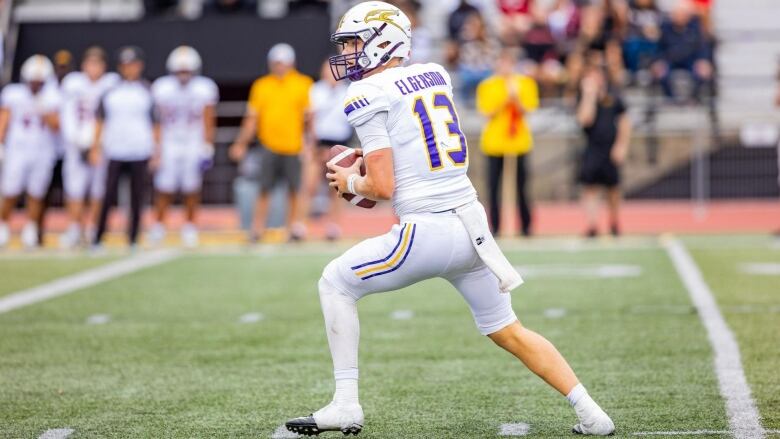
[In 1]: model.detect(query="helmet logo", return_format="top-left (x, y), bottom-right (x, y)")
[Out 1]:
top-left (364, 8), bottom-right (406, 33)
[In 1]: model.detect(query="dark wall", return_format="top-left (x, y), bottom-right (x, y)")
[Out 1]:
top-left (14, 15), bottom-right (333, 84)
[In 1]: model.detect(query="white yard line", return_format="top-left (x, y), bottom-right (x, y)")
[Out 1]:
top-left (38, 429), bottom-right (74, 439)
top-left (498, 423), bottom-right (530, 436)
top-left (664, 237), bottom-right (765, 439)
top-left (633, 431), bottom-right (780, 437)
top-left (0, 249), bottom-right (180, 314)
top-left (270, 425), bottom-right (300, 438)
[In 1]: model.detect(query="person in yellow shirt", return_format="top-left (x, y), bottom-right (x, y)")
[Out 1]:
top-left (476, 48), bottom-right (539, 236)
top-left (230, 43), bottom-right (313, 241)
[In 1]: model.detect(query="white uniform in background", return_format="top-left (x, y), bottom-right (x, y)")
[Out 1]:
top-left (0, 83), bottom-right (60, 199)
top-left (310, 80), bottom-right (352, 143)
top-left (60, 71), bottom-right (119, 202)
top-left (151, 75), bottom-right (218, 194)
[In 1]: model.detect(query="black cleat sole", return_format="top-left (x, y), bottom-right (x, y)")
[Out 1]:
top-left (285, 416), bottom-right (362, 437)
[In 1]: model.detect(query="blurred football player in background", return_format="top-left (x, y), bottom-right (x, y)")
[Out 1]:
top-left (149, 46), bottom-right (218, 248)
top-left (230, 43), bottom-right (313, 242)
top-left (0, 55), bottom-right (60, 248)
top-left (58, 46), bottom-right (119, 248)
top-left (297, 58), bottom-right (352, 241)
top-left (285, 2), bottom-right (614, 437)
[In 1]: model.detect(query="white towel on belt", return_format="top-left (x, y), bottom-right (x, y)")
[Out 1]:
top-left (455, 200), bottom-right (523, 293)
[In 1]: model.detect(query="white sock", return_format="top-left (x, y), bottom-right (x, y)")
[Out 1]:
top-left (319, 277), bottom-right (360, 405)
top-left (566, 383), bottom-right (588, 407)
top-left (334, 378), bottom-right (359, 405)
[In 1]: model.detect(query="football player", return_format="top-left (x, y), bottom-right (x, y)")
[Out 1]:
top-left (0, 55), bottom-right (60, 248)
top-left (149, 46), bottom-right (218, 247)
top-left (285, 2), bottom-right (615, 436)
top-left (59, 47), bottom-right (119, 248)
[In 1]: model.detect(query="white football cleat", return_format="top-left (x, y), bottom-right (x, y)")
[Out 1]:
top-left (148, 223), bottom-right (166, 246)
top-left (286, 401), bottom-right (364, 436)
top-left (572, 397), bottom-right (615, 436)
top-left (21, 222), bottom-right (39, 249)
top-left (180, 223), bottom-right (199, 248)
top-left (0, 222), bottom-right (9, 247)
top-left (59, 223), bottom-right (81, 249)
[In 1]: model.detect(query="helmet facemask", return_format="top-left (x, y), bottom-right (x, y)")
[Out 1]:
top-left (329, 23), bottom-right (404, 82)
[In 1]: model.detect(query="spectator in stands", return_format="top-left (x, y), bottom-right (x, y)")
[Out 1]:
top-left (447, 0), bottom-right (480, 45)
top-left (497, 0), bottom-right (534, 45)
top-left (203, 0), bottom-right (256, 14)
top-left (575, 57), bottom-right (631, 237)
top-left (91, 46), bottom-right (160, 249)
top-left (229, 43), bottom-right (313, 242)
top-left (298, 59), bottom-right (352, 241)
top-left (651, 0), bottom-right (713, 102)
top-left (623, 0), bottom-right (662, 75)
top-left (0, 55), bottom-right (60, 249)
top-left (476, 48), bottom-right (539, 236)
top-left (456, 12), bottom-right (501, 100)
top-left (579, 0), bottom-right (628, 85)
top-left (521, 3), bottom-right (567, 97)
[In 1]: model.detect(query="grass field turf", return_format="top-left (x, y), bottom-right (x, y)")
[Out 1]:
top-left (0, 256), bottom-right (116, 298)
top-left (0, 237), bottom-right (776, 438)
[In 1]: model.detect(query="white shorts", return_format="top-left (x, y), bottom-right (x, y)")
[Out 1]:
top-left (154, 146), bottom-right (203, 194)
top-left (63, 147), bottom-right (106, 201)
top-left (1, 148), bottom-right (53, 198)
top-left (323, 209), bottom-right (518, 335)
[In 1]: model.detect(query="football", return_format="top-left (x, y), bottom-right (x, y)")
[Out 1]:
top-left (326, 145), bottom-right (377, 209)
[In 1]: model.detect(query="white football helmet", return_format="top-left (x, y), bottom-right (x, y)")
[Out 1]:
top-left (20, 55), bottom-right (54, 83)
top-left (166, 46), bottom-right (202, 73)
top-left (330, 1), bottom-right (411, 81)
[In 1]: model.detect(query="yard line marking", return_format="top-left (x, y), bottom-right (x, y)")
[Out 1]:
top-left (38, 429), bottom-right (74, 439)
top-left (739, 263), bottom-right (780, 276)
top-left (543, 308), bottom-right (567, 319)
top-left (239, 312), bottom-right (264, 323)
top-left (86, 314), bottom-right (111, 325)
top-left (270, 424), bottom-right (300, 438)
top-left (499, 422), bottom-right (530, 436)
top-left (664, 237), bottom-right (765, 439)
top-left (0, 249), bottom-right (180, 314)
top-left (390, 309), bottom-right (414, 320)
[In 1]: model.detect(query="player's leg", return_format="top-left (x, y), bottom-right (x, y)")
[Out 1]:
top-left (62, 150), bottom-right (88, 248)
top-left (253, 149), bottom-right (276, 241)
top-left (24, 156), bottom-right (54, 248)
top-left (0, 153), bottom-right (24, 246)
top-left (293, 148), bottom-right (320, 239)
top-left (287, 220), bottom-right (446, 436)
top-left (605, 163), bottom-right (621, 236)
top-left (86, 159), bottom-right (107, 243)
top-left (180, 153), bottom-right (203, 248)
top-left (150, 151), bottom-right (177, 246)
top-left (446, 262), bottom-right (614, 435)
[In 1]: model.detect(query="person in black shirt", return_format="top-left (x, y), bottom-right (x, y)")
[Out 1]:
top-left (575, 59), bottom-right (631, 237)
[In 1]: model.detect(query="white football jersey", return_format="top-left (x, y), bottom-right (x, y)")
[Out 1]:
top-left (60, 71), bottom-right (120, 149)
top-left (152, 75), bottom-right (218, 148)
top-left (0, 82), bottom-right (60, 154)
top-left (344, 62), bottom-right (476, 216)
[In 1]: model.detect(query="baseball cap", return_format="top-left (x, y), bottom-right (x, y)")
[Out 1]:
top-left (268, 43), bottom-right (295, 65)
top-left (117, 46), bottom-right (145, 64)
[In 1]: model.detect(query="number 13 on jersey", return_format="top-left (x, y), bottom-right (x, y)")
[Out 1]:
top-left (412, 92), bottom-right (468, 171)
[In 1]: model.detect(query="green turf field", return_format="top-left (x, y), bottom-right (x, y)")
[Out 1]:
top-left (0, 237), bottom-right (777, 438)
top-left (0, 256), bottom-right (116, 297)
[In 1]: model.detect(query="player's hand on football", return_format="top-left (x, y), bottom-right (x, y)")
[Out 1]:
top-left (229, 142), bottom-right (248, 162)
top-left (353, 148), bottom-right (363, 157)
top-left (326, 157), bottom-right (363, 195)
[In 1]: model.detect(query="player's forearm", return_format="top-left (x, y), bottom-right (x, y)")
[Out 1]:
top-left (91, 120), bottom-right (103, 151)
top-left (153, 124), bottom-right (162, 155)
top-left (352, 173), bottom-right (394, 201)
top-left (613, 114), bottom-right (632, 153)
top-left (235, 114), bottom-right (256, 145)
top-left (0, 109), bottom-right (10, 143)
top-left (576, 95), bottom-right (598, 127)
